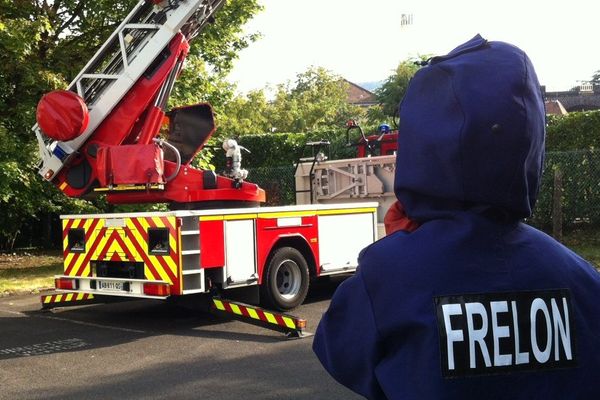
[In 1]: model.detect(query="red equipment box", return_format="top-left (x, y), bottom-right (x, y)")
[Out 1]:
top-left (97, 144), bottom-right (165, 187)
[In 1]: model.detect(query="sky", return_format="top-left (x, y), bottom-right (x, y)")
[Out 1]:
top-left (227, 0), bottom-right (600, 93)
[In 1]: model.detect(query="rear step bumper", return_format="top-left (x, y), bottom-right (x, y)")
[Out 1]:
top-left (53, 275), bottom-right (171, 299)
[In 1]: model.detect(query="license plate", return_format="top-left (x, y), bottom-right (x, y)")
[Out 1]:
top-left (98, 281), bottom-right (125, 292)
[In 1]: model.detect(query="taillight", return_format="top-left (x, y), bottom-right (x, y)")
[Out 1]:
top-left (143, 283), bottom-right (170, 297)
top-left (55, 278), bottom-right (78, 290)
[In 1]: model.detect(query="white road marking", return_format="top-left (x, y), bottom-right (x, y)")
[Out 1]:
top-left (0, 338), bottom-right (88, 357)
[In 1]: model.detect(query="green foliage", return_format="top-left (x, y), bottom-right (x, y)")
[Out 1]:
top-left (170, 0), bottom-right (262, 111)
top-left (218, 67), bottom-right (365, 136)
top-left (210, 128), bottom-right (359, 206)
top-left (0, 0), bottom-right (262, 249)
top-left (218, 89), bottom-right (273, 136)
top-left (372, 59), bottom-right (420, 121)
top-left (546, 111), bottom-right (600, 151)
top-left (213, 128), bottom-right (356, 171)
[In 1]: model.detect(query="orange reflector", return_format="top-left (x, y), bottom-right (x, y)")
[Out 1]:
top-left (143, 283), bottom-right (170, 297)
top-left (55, 278), bottom-right (77, 290)
top-left (296, 319), bottom-right (307, 330)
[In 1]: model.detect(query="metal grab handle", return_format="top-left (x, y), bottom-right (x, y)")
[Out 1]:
top-left (153, 138), bottom-right (181, 182)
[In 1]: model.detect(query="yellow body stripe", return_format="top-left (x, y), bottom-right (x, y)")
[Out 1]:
top-left (151, 216), bottom-right (165, 228)
top-left (230, 304), bottom-right (242, 315)
top-left (126, 220), bottom-right (146, 251)
top-left (92, 228), bottom-right (111, 260)
top-left (163, 256), bottom-right (178, 277)
top-left (66, 217), bottom-right (96, 275)
top-left (44, 296), bottom-right (52, 304)
top-left (214, 300), bottom-right (225, 311)
top-left (265, 313), bottom-right (277, 324)
top-left (80, 265), bottom-right (91, 277)
top-left (282, 317), bottom-right (296, 329)
top-left (65, 293), bottom-right (74, 302)
top-left (138, 218), bottom-right (151, 231)
top-left (224, 214), bottom-right (257, 221)
top-left (123, 225), bottom-right (169, 282)
top-left (105, 239), bottom-right (124, 257)
top-left (199, 216), bottom-right (224, 222)
top-left (64, 253), bottom-right (74, 269)
top-left (199, 207), bottom-right (376, 223)
top-left (316, 207), bottom-right (377, 216)
top-left (247, 308), bottom-right (259, 320)
top-left (258, 211), bottom-right (316, 219)
top-left (147, 255), bottom-right (172, 283)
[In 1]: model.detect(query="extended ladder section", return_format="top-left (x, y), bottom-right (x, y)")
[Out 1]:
top-left (295, 154), bottom-right (397, 239)
top-left (35, 0), bottom-right (225, 181)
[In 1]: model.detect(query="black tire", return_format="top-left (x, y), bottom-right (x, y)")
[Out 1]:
top-left (260, 247), bottom-right (310, 311)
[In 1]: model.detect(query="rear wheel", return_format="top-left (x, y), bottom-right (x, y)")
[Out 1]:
top-left (260, 247), bottom-right (309, 311)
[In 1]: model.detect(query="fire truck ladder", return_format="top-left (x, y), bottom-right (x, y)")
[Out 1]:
top-left (35, 0), bottom-right (225, 181)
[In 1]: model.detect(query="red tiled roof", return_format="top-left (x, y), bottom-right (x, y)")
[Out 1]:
top-left (344, 80), bottom-right (377, 105)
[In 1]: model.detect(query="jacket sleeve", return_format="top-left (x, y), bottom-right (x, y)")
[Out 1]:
top-left (312, 267), bottom-right (385, 399)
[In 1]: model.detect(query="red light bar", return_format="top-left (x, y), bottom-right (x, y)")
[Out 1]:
top-left (55, 278), bottom-right (77, 290)
top-left (143, 283), bottom-right (171, 297)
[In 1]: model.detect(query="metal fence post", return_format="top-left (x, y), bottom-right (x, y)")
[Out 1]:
top-left (552, 167), bottom-right (563, 241)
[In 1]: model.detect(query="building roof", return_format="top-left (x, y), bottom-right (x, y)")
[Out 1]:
top-left (344, 80), bottom-right (377, 106)
top-left (545, 99), bottom-right (568, 115)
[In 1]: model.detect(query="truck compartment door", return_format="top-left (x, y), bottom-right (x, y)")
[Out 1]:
top-left (318, 212), bottom-right (375, 272)
top-left (224, 219), bottom-right (257, 286)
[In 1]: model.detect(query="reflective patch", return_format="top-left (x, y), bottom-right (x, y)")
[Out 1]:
top-left (434, 289), bottom-right (577, 378)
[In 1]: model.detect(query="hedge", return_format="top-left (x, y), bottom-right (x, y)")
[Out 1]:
top-left (212, 127), bottom-right (359, 171)
top-left (546, 110), bottom-right (600, 151)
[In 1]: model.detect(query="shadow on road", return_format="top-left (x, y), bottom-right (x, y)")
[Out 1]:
top-left (0, 275), bottom-right (348, 361)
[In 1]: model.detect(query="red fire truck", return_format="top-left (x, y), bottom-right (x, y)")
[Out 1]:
top-left (35, 0), bottom-right (378, 313)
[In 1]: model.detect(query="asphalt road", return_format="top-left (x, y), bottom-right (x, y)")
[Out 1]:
top-left (0, 277), bottom-right (362, 400)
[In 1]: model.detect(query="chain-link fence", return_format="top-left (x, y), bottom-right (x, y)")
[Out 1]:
top-left (247, 165), bottom-right (297, 206)
top-left (530, 150), bottom-right (600, 230)
top-left (249, 150), bottom-right (600, 232)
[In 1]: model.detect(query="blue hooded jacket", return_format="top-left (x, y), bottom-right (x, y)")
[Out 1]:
top-left (313, 35), bottom-right (600, 399)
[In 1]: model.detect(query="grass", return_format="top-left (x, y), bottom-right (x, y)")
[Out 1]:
top-left (560, 226), bottom-right (600, 269)
top-left (0, 251), bottom-right (63, 296)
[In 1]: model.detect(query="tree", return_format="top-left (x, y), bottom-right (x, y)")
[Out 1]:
top-left (592, 70), bottom-right (600, 86)
top-left (218, 89), bottom-right (273, 135)
top-left (371, 59), bottom-right (421, 122)
top-left (218, 67), bottom-right (364, 136)
top-left (272, 67), bottom-right (363, 132)
top-left (0, 0), bottom-right (262, 249)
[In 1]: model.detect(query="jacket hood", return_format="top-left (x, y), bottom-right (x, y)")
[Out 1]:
top-left (394, 34), bottom-right (545, 222)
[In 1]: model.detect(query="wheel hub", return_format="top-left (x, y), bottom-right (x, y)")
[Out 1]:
top-left (276, 260), bottom-right (302, 300)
